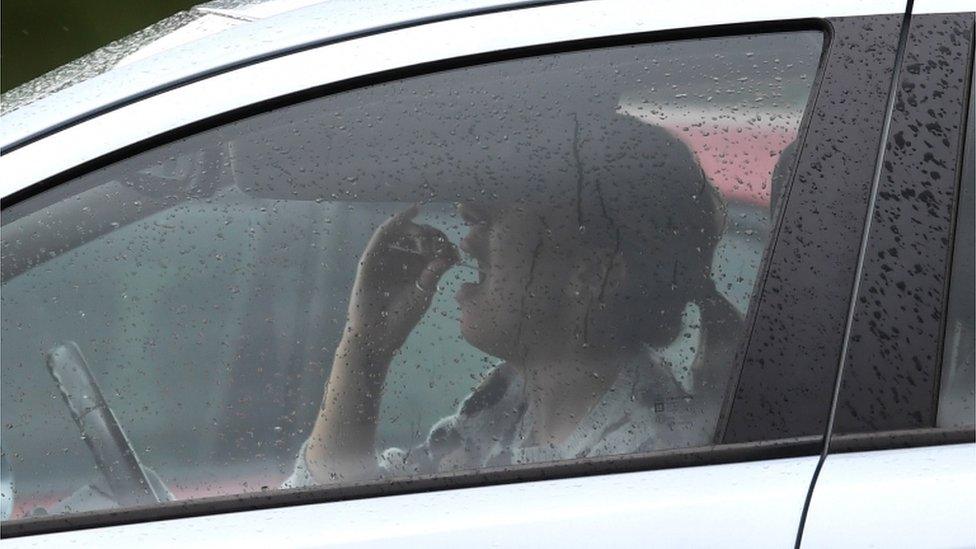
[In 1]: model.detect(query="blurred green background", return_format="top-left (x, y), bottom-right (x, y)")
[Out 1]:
top-left (1, 0), bottom-right (198, 93)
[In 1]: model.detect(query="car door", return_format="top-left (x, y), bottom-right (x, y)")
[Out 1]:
top-left (801, 11), bottom-right (976, 547)
top-left (1, 3), bottom-right (913, 547)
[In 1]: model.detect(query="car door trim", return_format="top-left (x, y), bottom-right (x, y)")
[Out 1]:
top-left (2, 428), bottom-right (970, 538)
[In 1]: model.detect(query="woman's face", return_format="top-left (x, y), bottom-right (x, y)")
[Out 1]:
top-left (454, 202), bottom-right (582, 360)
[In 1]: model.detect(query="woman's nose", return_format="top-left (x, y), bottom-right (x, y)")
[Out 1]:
top-left (459, 223), bottom-right (490, 259)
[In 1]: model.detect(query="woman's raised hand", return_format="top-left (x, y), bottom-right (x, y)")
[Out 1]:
top-left (344, 204), bottom-right (459, 358)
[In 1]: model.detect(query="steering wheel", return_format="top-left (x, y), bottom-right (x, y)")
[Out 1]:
top-left (46, 342), bottom-right (162, 507)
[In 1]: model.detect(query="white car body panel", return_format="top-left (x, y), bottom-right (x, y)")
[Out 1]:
top-left (111, 14), bottom-right (244, 68)
top-left (7, 0), bottom-right (971, 159)
top-left (2, 456), bottom-right (819, 548)
top-left (802, 444), bottom-right (976, 548)
top-left (0, 0), bottom-right (523, 147)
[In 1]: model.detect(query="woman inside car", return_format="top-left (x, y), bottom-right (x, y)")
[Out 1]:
top-left (285, 113), bottom-right (742, 486)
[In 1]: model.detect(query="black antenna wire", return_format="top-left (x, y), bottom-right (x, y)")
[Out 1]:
top-left (793, 1), bottom-right (915, 547)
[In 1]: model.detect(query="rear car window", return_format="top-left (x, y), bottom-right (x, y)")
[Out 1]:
top-left (938, 74), bottom-right (975, 428)
top-left (1, 31), bottom-right (823, 520)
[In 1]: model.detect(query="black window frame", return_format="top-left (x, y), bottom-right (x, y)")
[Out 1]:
top-left (6, 14), bottom-right (966, 539)
top-left (828, 12), bottom-right (976, 436)
top-left (721, 14), bottom-right (914, 443)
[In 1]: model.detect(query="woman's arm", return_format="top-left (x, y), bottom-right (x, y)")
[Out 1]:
top-left (303, 205), bottom-right (458, 483)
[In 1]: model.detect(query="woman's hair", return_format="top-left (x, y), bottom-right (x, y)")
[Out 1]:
top-left (552, 113), bottom-right (732, 348)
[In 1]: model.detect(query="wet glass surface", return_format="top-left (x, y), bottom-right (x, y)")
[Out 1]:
top-left (835, 14), bottom-right (974, 433)
top-left (1, 32), bottom-right (822, 519)
top-left (938, 51), bottom-right (974, 429)
top-left (723, 15), bottom-right (907, 442)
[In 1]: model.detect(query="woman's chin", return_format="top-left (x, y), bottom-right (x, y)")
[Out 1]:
top-left (459, 311), bottom-right (518, 360)
top-left (455, 281), bottom-right (481, 304)
top-left (457, 306), bottom-right (478, 340)
top-left (458, 308), bottom-right (493, 354)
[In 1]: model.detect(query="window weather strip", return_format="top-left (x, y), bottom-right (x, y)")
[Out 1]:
top-left (793, 1), bottom-right (916, 548)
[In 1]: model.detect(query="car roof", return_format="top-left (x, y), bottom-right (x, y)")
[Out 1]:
top-left (0, 0), bottom-right (554, 151)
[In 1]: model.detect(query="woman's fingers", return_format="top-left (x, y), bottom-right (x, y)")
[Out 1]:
top-left (412, 223), bottom-right (457, 256)
top-left (394, 225), bottom-right (459, 316)
top-left (400, 255), bottom-right (457, 318)
top-left (379, 203), bottom-right (421, 240)
top-left (411, 227), bottom-right (459, 303)
top-left (416, 256), bottom-right (457, 293)
top-left (364, 204), bottom-right (420, 250)
top-left (385, 221), bottom-right (457, 263)
top-left (392, 224), bottom-right (458, 294)
top-left (361, 206), bottom-right (459, 297)
top-left (388, 203), bottom-right (420, 228)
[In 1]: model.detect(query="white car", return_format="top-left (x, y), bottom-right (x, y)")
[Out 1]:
top-left (1, 1), bottom-right (973, 546)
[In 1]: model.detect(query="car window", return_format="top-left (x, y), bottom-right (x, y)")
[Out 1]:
top-left (1, 31), bottom-right (822, 521)
top-left (938, 70), bottom-right (974, 428)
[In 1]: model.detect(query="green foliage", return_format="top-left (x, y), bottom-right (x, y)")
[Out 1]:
top-left (1, 0), bottom-right (198, 92)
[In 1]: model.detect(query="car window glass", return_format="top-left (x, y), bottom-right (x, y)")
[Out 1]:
top-left (938, 76), bottom-right (974, 428)
top-left (1, 31), bottom-right (822, 520)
